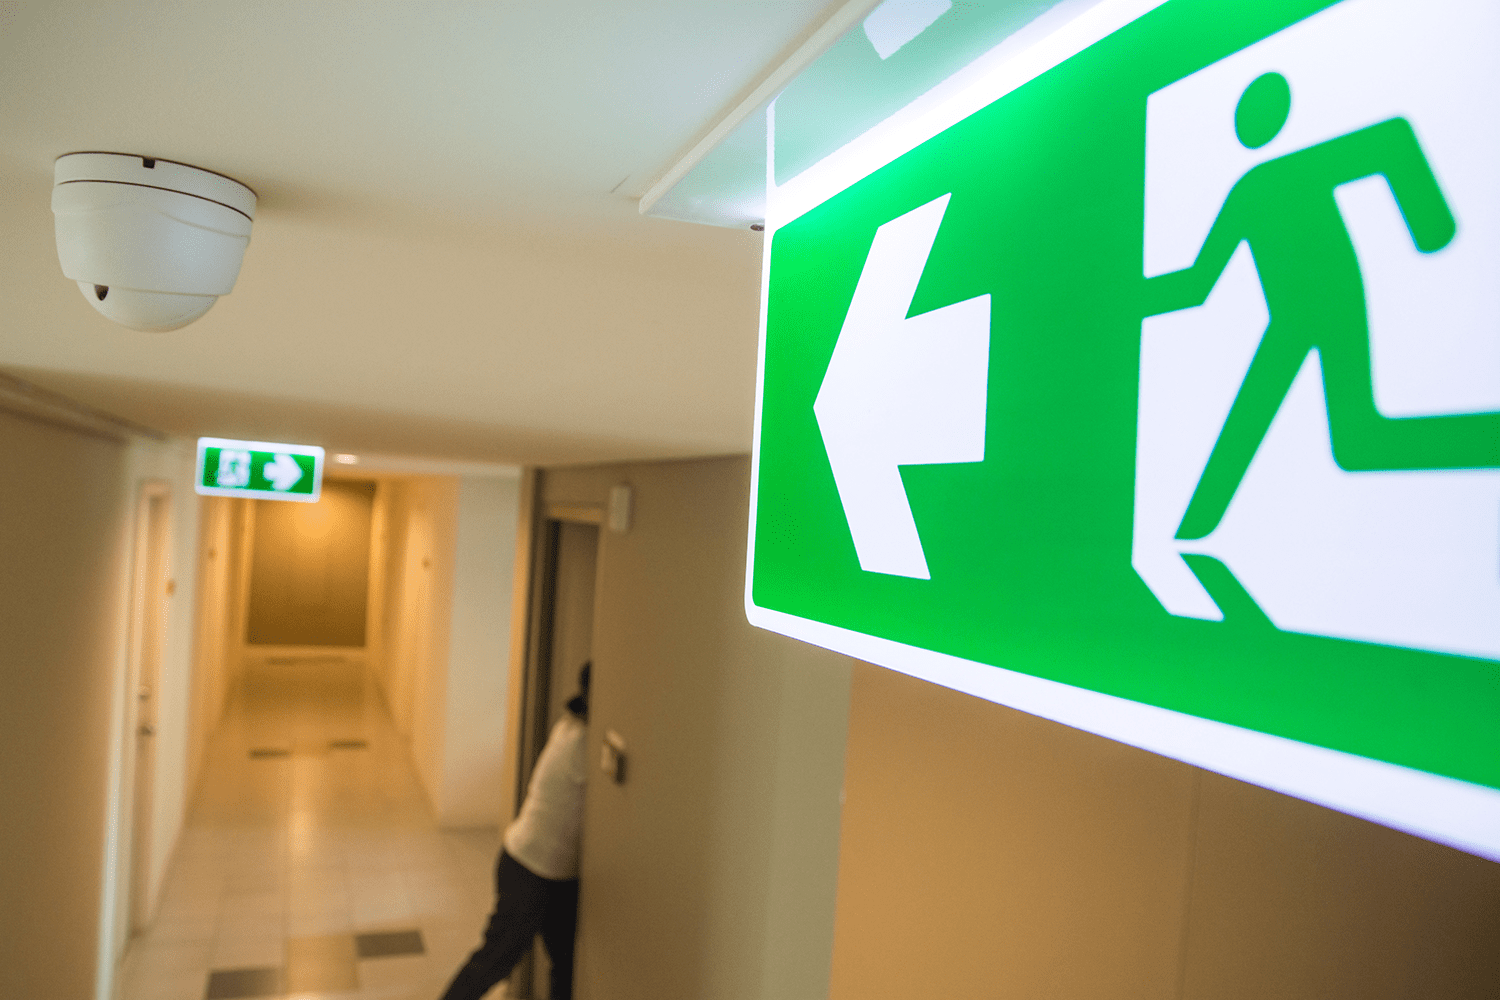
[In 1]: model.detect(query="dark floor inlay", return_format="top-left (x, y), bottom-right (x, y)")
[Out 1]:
top-left (248, 748), bottom-right (290, 759)
top-left (355, 928), bottom-right (425, 958)
top-left (204, 965), bottom-right (284, 999)
top-left (328, 739), bottom-right (369, 750)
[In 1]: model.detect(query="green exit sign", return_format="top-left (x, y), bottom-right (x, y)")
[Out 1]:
top-left (195, 437), bottom-right (324, 502)
top-left (748, 0), bottom-right (1500, 859)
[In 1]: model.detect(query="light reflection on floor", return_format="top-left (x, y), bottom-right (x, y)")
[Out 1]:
top-left (118, 656), bottom-right (502, 1000)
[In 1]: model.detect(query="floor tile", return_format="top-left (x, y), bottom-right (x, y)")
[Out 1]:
top-left (354, 928), bottom-right (425, 958)
top-left (286, 933), bottom-right (360, 992)
top-left (220, 888), bottom-right (286, 918)
top-left (288, 907), bottom-right (355, 938)
top-left (420, 922), bottom-right (480, 970)
top-left (149, 917), bottom-right (219, 947)
top-left (210, 930), bottom-right (285, 969)
top-left (204, 965), bottom-right (284, 999)
top-left (128, 937), bottom-right (214, 975)
top-left (355, 952), bottom-right (433, 990)
top-left (119, 965), bottom-right (206, 1000)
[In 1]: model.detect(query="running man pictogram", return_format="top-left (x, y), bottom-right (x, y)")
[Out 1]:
top-left (1145, 71), bottom-right (1500, 542)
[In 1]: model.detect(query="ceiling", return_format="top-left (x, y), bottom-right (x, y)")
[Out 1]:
top-left (0, 0), bottom-right (847, 466)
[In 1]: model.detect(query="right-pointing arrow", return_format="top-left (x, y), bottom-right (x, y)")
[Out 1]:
top-left (814, 193), bottom-right (991, 579)
top-left (264, 453), bottom-right (304, 492)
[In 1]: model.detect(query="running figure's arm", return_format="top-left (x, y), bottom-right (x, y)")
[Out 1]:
top-left (1348, 117), bottom-right (1457, 254)
top-left (1142, 191), bottom-right (1246, 316)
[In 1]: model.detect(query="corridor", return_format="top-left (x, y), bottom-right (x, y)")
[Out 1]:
top-left (118, 654), bottom-right (502, 1000)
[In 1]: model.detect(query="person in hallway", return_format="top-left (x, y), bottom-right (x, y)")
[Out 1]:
top-left (440, 663), bottom-right (590, 1000)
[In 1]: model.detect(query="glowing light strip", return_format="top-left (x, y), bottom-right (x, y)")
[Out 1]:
top-left (767, 0), bottom-right (1168, 232)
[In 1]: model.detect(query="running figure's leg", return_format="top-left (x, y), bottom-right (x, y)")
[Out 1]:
top-left (1177, 325), bottom-right (1310, 540)
top-left (1319, 317), bottom-right (1500, 470)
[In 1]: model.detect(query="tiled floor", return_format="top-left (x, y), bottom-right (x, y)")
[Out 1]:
top-left (117, 656), bottom-right (504, 1000)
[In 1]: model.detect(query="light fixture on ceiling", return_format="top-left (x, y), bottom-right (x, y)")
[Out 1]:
top-left (334, 454), bottom-right (359, 465)
top-left (863, 0), bottom-right (953, 60)
top-left (52, 152), bottom-right (257, 332)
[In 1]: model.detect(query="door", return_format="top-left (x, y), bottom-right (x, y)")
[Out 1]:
top-left (127, 485), bottom-right (172, 934)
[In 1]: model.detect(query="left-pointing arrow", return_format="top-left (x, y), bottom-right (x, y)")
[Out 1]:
top-left (814, 193), bottom-right (990, 579)
top-left (264, 453), bottom-right (303, 491)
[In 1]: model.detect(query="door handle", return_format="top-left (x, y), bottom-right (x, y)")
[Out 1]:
top-left (138, 724), bottom-right (155, 737)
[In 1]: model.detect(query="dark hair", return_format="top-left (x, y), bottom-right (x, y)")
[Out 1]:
top-left (566, 661), bottom-right (591, 720)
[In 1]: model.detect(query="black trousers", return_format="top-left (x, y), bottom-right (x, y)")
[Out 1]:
top-left (440, 850), bottom-right (580, 1000)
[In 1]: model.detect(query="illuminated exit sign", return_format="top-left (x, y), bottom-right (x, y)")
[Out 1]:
top-left (195, 437), bottom-right (324, 502)
top-left (747, 0), bottom-right (1500, 859)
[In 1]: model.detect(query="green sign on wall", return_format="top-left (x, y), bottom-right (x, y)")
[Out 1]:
top-left (747, 0), bottom-right (1500, 858)
top-left (195, 437), bottom-right (324, 502)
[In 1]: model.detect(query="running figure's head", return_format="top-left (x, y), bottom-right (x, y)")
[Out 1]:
top-left (1235, 72), bottom-right (1291, 149)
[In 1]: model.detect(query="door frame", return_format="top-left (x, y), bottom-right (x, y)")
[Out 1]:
top-left (515, 502), bottom-right (603, 811)
top-left (121, 480), bottom-right (173, 937)
top-left (510, 500), bottom-right (603, 998)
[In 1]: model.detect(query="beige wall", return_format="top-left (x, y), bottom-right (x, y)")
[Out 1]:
top-left (540, 456), bottom-right (853, 1000)
top-left (829, 663), bottom-right (1500, 1000)
top-left (0, 409), bottom-right (128, 1000)
top-left (245, 479), bottom-right (375, 647)
top-left (439, 474), bottom-right (521, 826)
top-left (373, 475), bottom-right (459, 798)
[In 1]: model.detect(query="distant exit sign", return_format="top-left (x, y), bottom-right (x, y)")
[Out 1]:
top-left (195, 437), bottom-right (323, 502)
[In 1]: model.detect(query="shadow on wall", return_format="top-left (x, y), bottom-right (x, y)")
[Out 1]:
top-left (830, 664), bottom-right (1500, 1000)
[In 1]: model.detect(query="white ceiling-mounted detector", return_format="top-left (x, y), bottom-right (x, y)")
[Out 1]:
top-left (52, 153), bottom-right (256, 332)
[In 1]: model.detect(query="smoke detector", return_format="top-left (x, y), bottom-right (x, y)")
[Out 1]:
top-left (52, 152), bottom-right (256, 332)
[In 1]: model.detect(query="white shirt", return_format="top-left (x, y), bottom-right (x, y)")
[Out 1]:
top-left (503, 713), bottom-right (587, 880)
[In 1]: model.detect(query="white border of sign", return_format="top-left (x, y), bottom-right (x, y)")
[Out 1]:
top-left (745, 0), bottom-right (1500, 862)
top-left (194, 436), bottom-right (326, 503)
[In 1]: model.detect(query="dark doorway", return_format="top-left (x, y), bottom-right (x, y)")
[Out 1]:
top-left (515, 514), bottom-right (600, 998)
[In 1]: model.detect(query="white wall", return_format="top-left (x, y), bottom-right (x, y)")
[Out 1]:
top-left (373, 475), bottom-right (455, 782)
top-left (374, 472), bottom-right (521, 827)
top-left (438, 475), bottom-right (521, 826)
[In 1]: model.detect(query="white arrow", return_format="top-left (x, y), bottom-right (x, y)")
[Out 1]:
top-left (264, 453), bottom-right (303, 491)
top-left (814, 193), bottom-right (990, 579)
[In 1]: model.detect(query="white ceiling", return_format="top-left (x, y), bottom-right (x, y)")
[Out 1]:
top-left (0, 0), bottom-right (841, 465)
